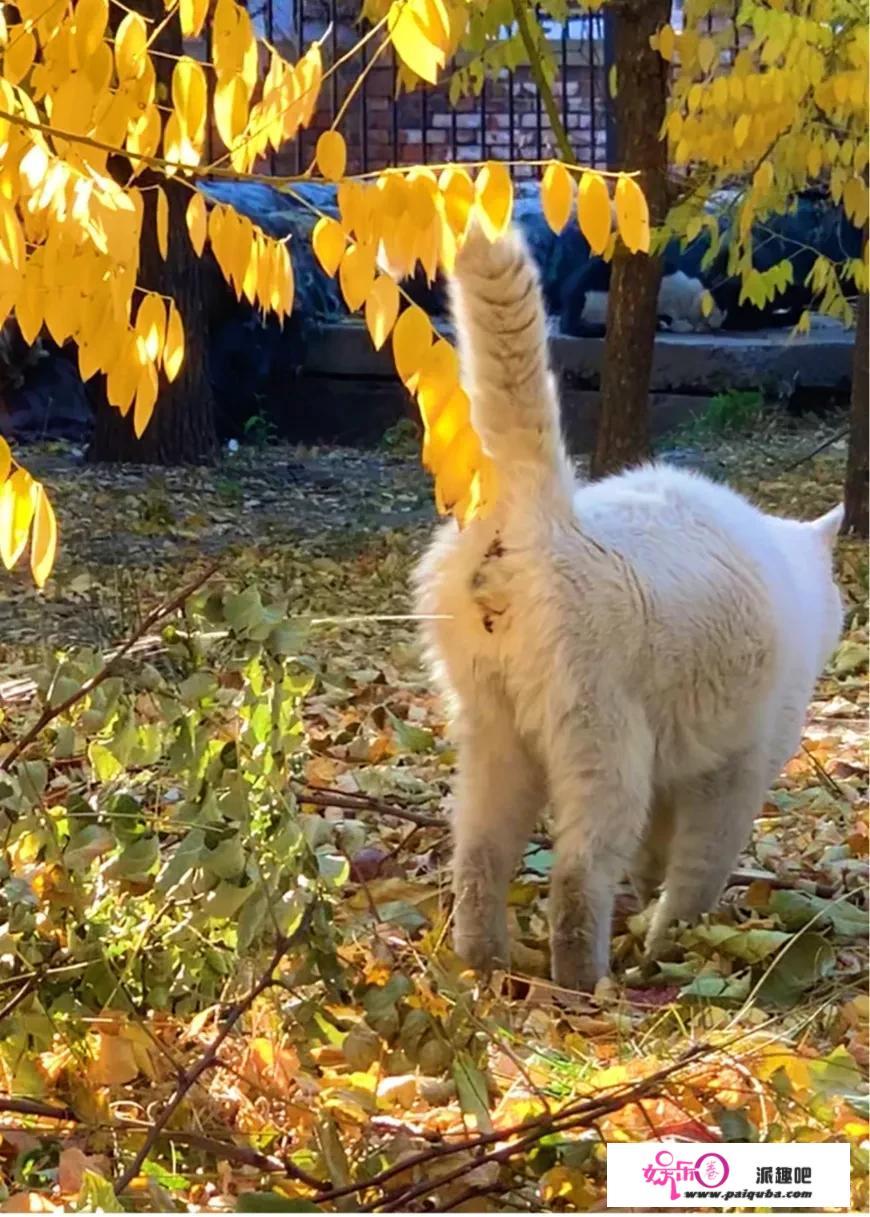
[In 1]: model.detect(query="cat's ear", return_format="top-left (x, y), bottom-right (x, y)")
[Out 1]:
top-left (811, 504), bottom-right (844, 549)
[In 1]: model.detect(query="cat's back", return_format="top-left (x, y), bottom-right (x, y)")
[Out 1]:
top-left (572, 463), bottom-right (786, 594)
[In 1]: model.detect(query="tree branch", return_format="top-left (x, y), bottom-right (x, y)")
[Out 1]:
top-left (113, 926), bottom-right (304, 1193)
top-left (510, 0), bottom-right (577, 166)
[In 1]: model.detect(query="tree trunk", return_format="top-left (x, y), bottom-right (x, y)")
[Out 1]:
top-left (592, 0), bottom-right (671, 479)
top-left (843, 293), bottom-right (868, 537)
top-left (87, 2), bottom-right (217, 465)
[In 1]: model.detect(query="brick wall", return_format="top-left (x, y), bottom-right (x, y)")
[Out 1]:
top-left (192, 1), bottom-right (614, 177)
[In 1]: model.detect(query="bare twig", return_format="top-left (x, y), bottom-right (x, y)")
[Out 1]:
top-left (113, 926), bottom-right (304, 1194)
top-left (0, 1096), bottom-right (78, 1121)
top-left (0, 561), bottom-right (220, 771)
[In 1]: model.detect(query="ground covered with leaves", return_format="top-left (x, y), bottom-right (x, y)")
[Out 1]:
top-left (0, 413), bottom-right (867, 1213)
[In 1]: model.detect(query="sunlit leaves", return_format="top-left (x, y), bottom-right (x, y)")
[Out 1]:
top-left (317, 131), bottom-right (347, 182)
top-left (578, 172), bottom-right (612, 255)
top-left (475, 161), bottom-right (513, 241)
top-left (0, 467), bottom-right (36, 570)
top-left (30, 482), bottom-right (57, 588)
top-left (312, 216), bottom-right (346, 277)
top-left (615, 173), bottom-right (650, 254)
top-left (388, 0), bottom-right (451, 85)
top-left (186, 192), bottom-right (207, 256)
top-left (339, 241), bottom-right (376, 311)
top-left (666, 0), bottom-right (866, 329)
top-left (365, 274), bottom-right (400, 350)
top-left (541, 161), bottom-right (574, 234)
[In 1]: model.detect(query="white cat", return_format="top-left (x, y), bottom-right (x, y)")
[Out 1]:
top-left (413, 224), bottom-right (844, 991)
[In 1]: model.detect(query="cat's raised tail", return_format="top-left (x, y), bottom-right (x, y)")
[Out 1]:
top-left (450, 224), bottom-right (574, 501)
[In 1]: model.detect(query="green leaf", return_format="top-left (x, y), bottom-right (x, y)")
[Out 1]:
top-left (317, 850), bottom-right (349, 888)
top-left (88, 741), bottom-right (123, 783)
top-left (688, 923), bottom-right (791, 962)
top-left (808, 1046), bottom-right (863, 1099)
top-left (77, 1171), bottom-right (124, 1213)
top-left (202, 881), bottom-right (254, 920)
top-left (17, 760), bottom-right (47, 798)
top-left (756, 933), bottom-right (836, 1006)
top-left (237, 885), bottom-right (269, 950)
top-left (386, 709), bottom-right (434, 754)
top-left (679, 972), bottom-right (751, 1001)
top-left (717, 1107), bottom-right (758, 1141)
top-left (225, 586), bottom-right (266, 634)
top-left (522, 846), bottom-right (554, 876)
top-left (157, 827), bottom-right (205, 892)
top-left (237, 1195), bottom-right (321, 1213)
top-left (453, 1051), bottom-right (493, 1132)
top-left (179, 672), bottom-right (218, 705)
top-left (770, 890), bottom-right (867, 938)
top-left (113, 835), bottom-right (159, 880)
top-left (205, 833), bottom-right (246, 880)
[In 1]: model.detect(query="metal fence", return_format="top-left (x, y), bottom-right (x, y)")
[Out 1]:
top-left (238, 2), bottom-right (618, 176)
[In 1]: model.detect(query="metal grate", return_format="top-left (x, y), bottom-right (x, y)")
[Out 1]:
top-left (241, 1), bottom-right (619, 177)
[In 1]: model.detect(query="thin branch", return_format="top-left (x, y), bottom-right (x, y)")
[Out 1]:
top-left (511, 0), bottom-right (577, 166)
top-left (113, 926), bottom-right (304, 1193)
top-left (0, 560), bottom-right (219, 771)
top-left (0, 1096), bottom-right (78, 1121)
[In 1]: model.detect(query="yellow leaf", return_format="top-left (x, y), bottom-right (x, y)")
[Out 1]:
top-left (0, 436), bottom-right (10, 484)
top-left (700, 290), bottom-right (715, 319)
top-left (106, 338), bottom-right (139, 415)
top-left (135, 295), bottom-right (166, 365)
top-left (29, 483), bottom-right (57, 588)
top-left (392, 305), bottom-right (433, 387)
top-left (180, 0), bottom-right (210, 38)
top-left (273, 241), bottom-right (294, 317)
top-left (115, 12), bottom-right (147, 82)
top-left (698, 36), bottom-right (717, 74)
top-left (734, 113), bottom-right (751, 149)
top-left (416, 339), bottom-right (459, 428)
top-left (541, 161), bottom-right (574, 234)
top-left (435, 423), bottom-right (482, 512)
top-left (577, 172), bottom-right (611, 255)
top-left (214, 75), bottom-right (249, 149)
top-left (19, 142), bottom-right (49, 192)
top-left (614, 174), bottom-right (649, 254)
top-left (0, 468), bottom-right (36, 570)
top-left (339, 242), bottom-right (376, 312)
top-left (439, 166), bottom-right (475, 237)
top-left (164, 304), bottom-right (184, 382)
top-left (843, 177), bottom-right (869, 227)
top-left (186, 192), bottom-right (207, 256)
top-left (89, 1031), bottom-right (138, 1087)
top-left (658, 24), bottom-right (675, 63)
top-left (475, 161), bottom-right (513, 242)
top-left (155, 187), bottom-right (169, 259)
top-left (172, 56), bottom-right (208, 143)
top-left (316, 130), bottom-right (347, 182)
top-left (312, 216), bottom-right (346, 277)
top-left (296, 45), bottom-right (323, 128)
top-left (422, 383), bottom-right (467, 470)
top-left (365, 274), bottom-right (400, 351)
top-left (3, 27), bottom-right (36, 86)
top-left (133, 363), bottom-right (159, 439)
top-left (388, 0), bottom-right (446, 85)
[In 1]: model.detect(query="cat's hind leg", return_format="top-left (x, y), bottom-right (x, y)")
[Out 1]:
top-left (644, 750), bottom-right (768, 957)
top-left (629, 790), bottom-right (674, 908)
top-left (451, 691), bottom-right (543, 974)
top-left (546, 701), bottom-right (654, 991)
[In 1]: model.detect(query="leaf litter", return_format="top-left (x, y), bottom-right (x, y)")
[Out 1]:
top-left (0, 413), bottom-right (866, 1212)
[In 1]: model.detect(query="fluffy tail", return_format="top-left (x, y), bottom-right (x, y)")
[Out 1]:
top-left (450, 224), bottom-right (573, 498)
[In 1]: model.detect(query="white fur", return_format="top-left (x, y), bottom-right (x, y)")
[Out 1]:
top-left (414, 226), bottom-right (843, 990)
top-left (581, 270), bottom-right (724, 333)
